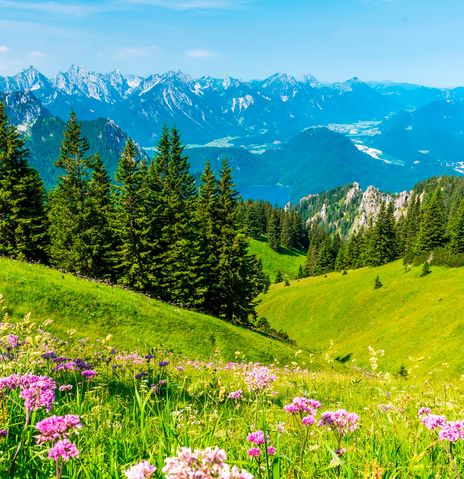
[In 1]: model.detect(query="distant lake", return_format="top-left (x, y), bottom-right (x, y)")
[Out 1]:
top-left (240, 184), bottom-right (291, 207)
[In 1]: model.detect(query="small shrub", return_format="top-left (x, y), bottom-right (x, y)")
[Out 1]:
top-left (284, 277), bottom-right (290, 287)
top-left (275, 270), bottom-right (283, 283)
top-left (374, 276), bottom-right (383, 289)
top-left (420, 262), bottom-right (431, 277)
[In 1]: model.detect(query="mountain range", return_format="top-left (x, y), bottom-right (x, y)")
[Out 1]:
top-left (1, 65), bottom-right (464, 203)
top-left (0, 65), bottom-right (452, 145)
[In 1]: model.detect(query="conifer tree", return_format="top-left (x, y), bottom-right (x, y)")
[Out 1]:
top-left (87, 154), bottom-right (115, 279)
top-left (403, 193), bottom-right (421, 263)
top-left (197, 161), bottom-right (221, 311)
top-left (212, 160), bottom-right (267, 324)
top-left (0, 101), bottom-right (47, 261)
top-left (156, 127), bottom-right (204, 306)
top-left (450, 199), bottom-right (464, 254)
top-left (415, 188), bottom-right (447, 255)
top-left (275, 270), bottom-right (283, 283)
top-left (48, 112), bottom-right (95, 275)
top-left (267, 209), bottom-right (280, 251)
top-left (113, 138), bottom-right (152, 291)
top-left (367, 202), bottom-right (398, 266)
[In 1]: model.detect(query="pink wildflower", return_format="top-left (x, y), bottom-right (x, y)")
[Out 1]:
top-left (302, 415), bottom-right (316, 426)
top-left (81, 370), bottom-right (97, 379)
top-left (47, 438), bottom-right (79, 462)
top-left (163, 446), bottom-right (252, 479)
top-left (438, 421), bottom-right (464, 443)
top-left (418, 407), bottom-right (431, 416)
top-left (422, 414), bottom-right (447, 431)
top-left (228, 390), bottom-right (243, 400)
top-left (284, 397), bottom-right (321, 416)
top-left (247, 447), bottom-right (261, 457)
top-left (318, 409), bottom-right (360, 436)
top-left (267, 446), bottom-right (276, 455)
top-left (36, 415), bottom-right (82, 443)
top-left (124, 460), bottom-right (156, 479)
top-left (244, 365), bottom-right (276, 392)
top-left (247, 430), bottom-right (265, 445)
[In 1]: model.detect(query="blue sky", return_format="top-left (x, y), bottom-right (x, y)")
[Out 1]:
top-left (0, 0), bottom-right (463, 86)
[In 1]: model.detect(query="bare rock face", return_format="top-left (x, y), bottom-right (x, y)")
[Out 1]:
top-left (344, 181), bottom-right (361, 205)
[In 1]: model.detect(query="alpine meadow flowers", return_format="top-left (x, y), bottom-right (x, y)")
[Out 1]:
top-left (2, 312), bottom-right (464, 478)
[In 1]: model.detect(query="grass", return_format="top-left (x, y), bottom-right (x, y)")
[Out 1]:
top-left (0, 257), bottom-right (303, 364)
top-left (257, 260), bottom-right (464, 375)
top-left (248, 238), bottom-right (306, 282)
top-left (4, 314), bottom-right (464, 478)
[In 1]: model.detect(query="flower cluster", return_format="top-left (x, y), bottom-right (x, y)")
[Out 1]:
top-left (36, 415), bottom-right (82, 443)
top-left (421, 414), bottom-right (447, 431)
top-left (48, 438), bottom-right (80, 462)
top-left (163, 446), bottom-right (253, 479)
top-left (284, 397), bottom-right (321, 427)
top-left (124, 460), bottom-right (156, 479)
top-left (318, 409), bottom-right (360, 436)
top-left (0, 373), bottom-right (56, 412)
top-left (246, 430), bottom-right (276, 457)
top-left (35, 414), bottom-right (82, 463)
top-left (419, 409), bottom-right (464, 443)
top-left (244, 365), bottom-right (276, 393)
top-left (228, 390), bottom-right (243, 401)
top-left (284, 397), bottom-right (321, 415)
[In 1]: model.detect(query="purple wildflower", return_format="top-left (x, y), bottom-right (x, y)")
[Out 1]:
top-left (48, 438), bottom-right (79, 462)
top-left (318, 409), bottom-right (360, 436)
top-left (124, 460), bottom-right (156, 479)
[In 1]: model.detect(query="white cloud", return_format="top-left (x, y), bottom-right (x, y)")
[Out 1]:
top-left (186, 49), bottom-right (213, 58)
top-left (29, 50), bottom-right (47, 58)
top-left (0, 45), bottom-right (11, 53)
top-left (114, 45), bottom-right (160, 59)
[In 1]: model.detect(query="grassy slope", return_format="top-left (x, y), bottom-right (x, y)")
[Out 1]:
top-left (0, 258), bottom-right (302, 364)
top-left (248, 238), bottom-right (306, 281)
top-left (257, 260), bottom-right (464, 374)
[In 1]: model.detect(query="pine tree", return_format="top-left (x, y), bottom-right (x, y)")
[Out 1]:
top-left (213, 160), bottom-right (267, 324)
top-left (156, 127), bottom-right (204, 306)
top-left (87, 154), bottom-right (115, 279)
top-left (416, 188), bottom-right (447, 255)
top-left (113, 139), bottom-right (152, 291)
top-left (197, 161), bottom-right (221, 312)
top-left (0, 101), bottom-right (48, 261)
top-left (48, 112), bottom-right (95, 275)
top-left (267, 210), bottom-right (280, 251)
top-left (450, 199), bottom-right (464, 253)
top-left (275, 270), bottom-right (283, 283)
top-left (367, 202), bottom-right (398, 266)
top-left (403, 193), bottom-right (421, 263)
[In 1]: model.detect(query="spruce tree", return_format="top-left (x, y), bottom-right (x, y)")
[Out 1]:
top-left (48, 112), bottom-right (95, 275)
top-left (213, 159), bottom-right (267, 324)
top-left (267, 209), bottom-right (280, 251)
top-left (450, 199), bottom-right (464, 253)
top-left (197, 161), bottom-right (221, 311)
top-left (156, 127), bottom-right (204, 306)
top-left (416, 188), bottom-right (447, 255)
top-left (0, 101), bottom-right (48, 261)
top-left (367, 202), bottom-right (398, 266)
top-left (113, 139), bottom-right (152, 291)
top-left (87, 154), bottom-right (115, 279)
top-left (403, 193), bottom-right (421, 263)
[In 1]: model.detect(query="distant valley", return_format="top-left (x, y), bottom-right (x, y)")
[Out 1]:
top-left (1, 66), bottom-right (464, 203)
